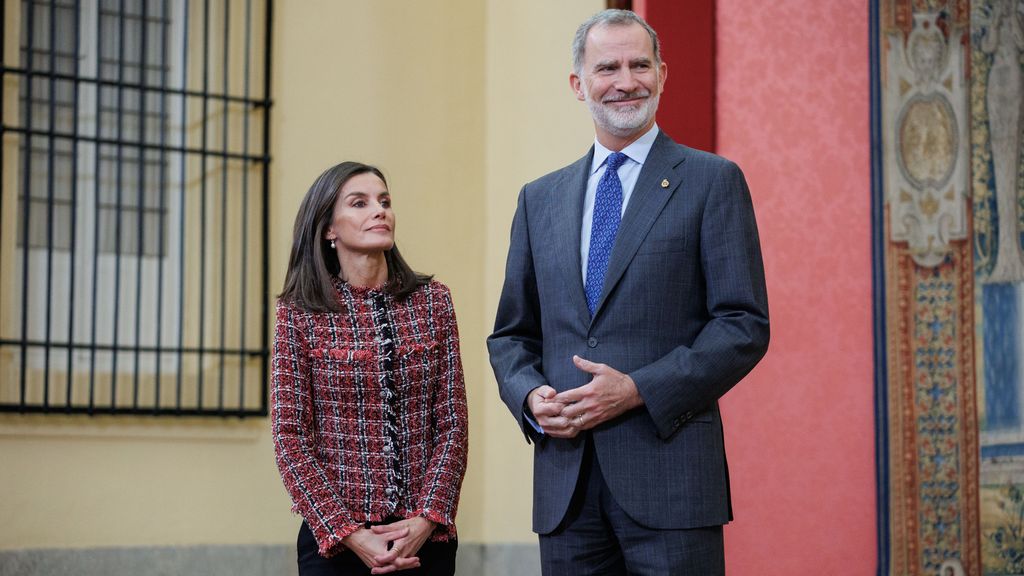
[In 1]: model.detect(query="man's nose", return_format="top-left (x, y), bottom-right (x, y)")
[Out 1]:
top-left (613, 68), bottom-right (640, 92)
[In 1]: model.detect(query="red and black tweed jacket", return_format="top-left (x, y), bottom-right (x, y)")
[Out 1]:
top-left (272, 279), bottom-right (468, 558)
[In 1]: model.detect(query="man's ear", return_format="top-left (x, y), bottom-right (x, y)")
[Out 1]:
top-left (569, 73), bottom-right (585, 102)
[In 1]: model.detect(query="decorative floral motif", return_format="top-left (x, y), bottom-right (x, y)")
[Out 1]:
top-left (912, 263), bottom-right (966, 574)
top-left (984, 483), bottom-right (1024, 574)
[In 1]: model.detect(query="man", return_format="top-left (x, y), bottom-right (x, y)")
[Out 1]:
top-left (487, 9), bottom-right (769, 575)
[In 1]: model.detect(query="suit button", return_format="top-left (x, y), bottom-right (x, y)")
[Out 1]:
top-left (587, 337), bottom-right (598, 348)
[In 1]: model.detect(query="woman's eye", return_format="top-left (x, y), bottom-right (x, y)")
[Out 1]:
top-left (352, 200), bottom-right (365, 208)
top-left (381, 200), bottom-right (391, 208)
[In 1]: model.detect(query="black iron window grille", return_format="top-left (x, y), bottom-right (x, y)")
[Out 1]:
top-left (0, 0), bottom-right (273, 417)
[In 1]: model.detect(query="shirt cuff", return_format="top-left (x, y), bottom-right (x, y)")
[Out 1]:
top-left (523, 411), bottom-right (544, 435)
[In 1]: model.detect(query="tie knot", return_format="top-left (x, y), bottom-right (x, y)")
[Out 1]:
top-left (605, 152), bottom-right (628, 172)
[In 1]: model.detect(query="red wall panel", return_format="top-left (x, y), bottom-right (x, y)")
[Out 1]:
top-left (643, 0), bottom-right (877, 573)
top-left (640, 1), bottom-right (716, 152)
top-left (715, 1), bottom-right (877, 573)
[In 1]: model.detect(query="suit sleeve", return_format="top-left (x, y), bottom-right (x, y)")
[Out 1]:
top-left (271, 300), bottom-right (360, 557)
top-left (629, 161), bottom-right (770, 439)
top-left (487, 186), bottom-right (549, 443)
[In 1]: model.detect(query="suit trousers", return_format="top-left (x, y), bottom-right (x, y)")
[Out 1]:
top-left (538, 435), bottom-right (725, 576)
top-left (297, 521), bottom-right (457, 576)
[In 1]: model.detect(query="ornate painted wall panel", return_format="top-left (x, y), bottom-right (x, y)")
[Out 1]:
top-left (874, 1), bottom-right (1024, 574)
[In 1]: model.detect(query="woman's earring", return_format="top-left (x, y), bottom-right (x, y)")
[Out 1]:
top-left (329, 239), bottom-right (336, 249)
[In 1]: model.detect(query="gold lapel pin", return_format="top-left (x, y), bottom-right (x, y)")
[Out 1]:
top-left (661, 179), bottom-right (670, 188)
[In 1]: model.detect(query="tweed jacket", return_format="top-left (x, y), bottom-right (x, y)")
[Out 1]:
top-left (272, 278), bottom-right (468, 558)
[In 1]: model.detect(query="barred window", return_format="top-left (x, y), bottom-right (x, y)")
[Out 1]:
top-left (0, 0), bottom-right (273, 417)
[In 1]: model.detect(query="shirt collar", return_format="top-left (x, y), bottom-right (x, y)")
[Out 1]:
top-left (590, 124), bottom-right (660, 174)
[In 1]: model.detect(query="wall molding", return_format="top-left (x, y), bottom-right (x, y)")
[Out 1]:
top-left (0, 542), bottom-right (541, 576)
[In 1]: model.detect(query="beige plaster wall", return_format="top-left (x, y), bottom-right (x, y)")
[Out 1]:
top-left (481, 0), bottom-right (600, 542)
top-left (1, 0), bottom-right (603, 551)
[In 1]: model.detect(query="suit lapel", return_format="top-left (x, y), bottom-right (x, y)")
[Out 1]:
top-left (593, 133), bottom-right (689, 319)
top-left (552, 149), bottom-right (594, 323)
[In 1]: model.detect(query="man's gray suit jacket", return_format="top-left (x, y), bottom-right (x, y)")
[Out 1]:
top-left (488, 131), bottom-right (770, 535)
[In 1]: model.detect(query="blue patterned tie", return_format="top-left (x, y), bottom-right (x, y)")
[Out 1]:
top-left (585, 152), bottom-right (628, 316)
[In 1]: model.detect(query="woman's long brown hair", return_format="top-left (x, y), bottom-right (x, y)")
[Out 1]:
top-left (278, 161), bottom-right (431, 312)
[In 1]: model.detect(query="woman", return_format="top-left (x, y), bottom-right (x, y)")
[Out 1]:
top-left (272, 161), bottom-right (468, 575)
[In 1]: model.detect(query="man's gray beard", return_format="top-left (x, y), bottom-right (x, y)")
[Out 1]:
top-left (586, 91), bottom-right (659, 138)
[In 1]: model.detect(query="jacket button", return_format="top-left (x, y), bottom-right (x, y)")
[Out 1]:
top-left (587, 337), bottom-right (598, 348)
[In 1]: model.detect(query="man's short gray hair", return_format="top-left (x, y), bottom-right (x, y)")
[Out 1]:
top-left (571, 9), bottom-right (661, 76)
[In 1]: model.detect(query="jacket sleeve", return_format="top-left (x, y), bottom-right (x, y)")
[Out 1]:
top-left (630, 161), bottom-right (770, 439)
top-left (271, 300), bottom-right (361, 557)
top-left (414, 284), bottom-right (469, 531)
top-left (487, 186), bottom-right (550, 442)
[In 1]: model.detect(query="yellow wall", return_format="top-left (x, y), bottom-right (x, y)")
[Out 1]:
top-left (482, 0), bottom-right (600, 542)
top-left (0, 0), bottom-right (601, 550)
